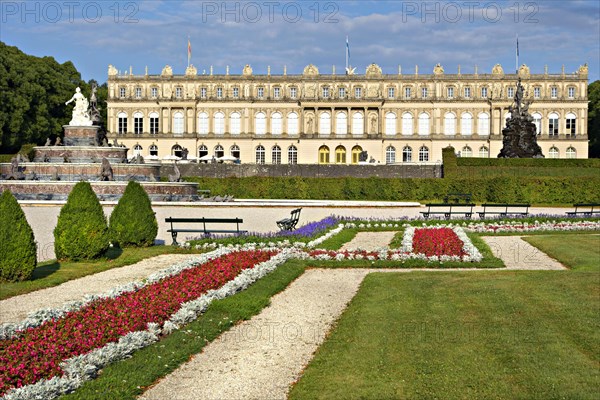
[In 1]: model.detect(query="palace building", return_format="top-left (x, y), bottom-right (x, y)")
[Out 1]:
top-left (106, 62), bottom-right (589, 164)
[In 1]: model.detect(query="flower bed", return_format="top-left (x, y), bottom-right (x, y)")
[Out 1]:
top-left (412, 228), bottom-right (466, 257)
top-left (0, 250), bottom-right (276, 396)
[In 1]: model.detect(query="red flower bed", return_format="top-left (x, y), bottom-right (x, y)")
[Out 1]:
top-left (412, 228), bottom-right (466, 257)
top-left (0, 250), bottom-right (275, 395)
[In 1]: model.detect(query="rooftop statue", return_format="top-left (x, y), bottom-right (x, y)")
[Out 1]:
top-left (65, 87), bottom-right (93, 126)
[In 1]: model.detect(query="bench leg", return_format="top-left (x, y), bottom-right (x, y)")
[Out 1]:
top-left (171, 231), bottom-right (178, 246)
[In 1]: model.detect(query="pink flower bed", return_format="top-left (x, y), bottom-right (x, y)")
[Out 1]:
top-left (0, 250), bottom-right (276, 395)
top-left (412, 228), bottom-right (466, 257)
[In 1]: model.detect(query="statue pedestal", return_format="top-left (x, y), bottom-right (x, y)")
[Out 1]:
top-left (63, 125), bottom-right (100, 146)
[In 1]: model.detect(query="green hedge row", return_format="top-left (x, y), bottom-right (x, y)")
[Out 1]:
top-left (456, 158), bottom-right (600, 167)
top-left (184, 176), bottom-right (600, 204)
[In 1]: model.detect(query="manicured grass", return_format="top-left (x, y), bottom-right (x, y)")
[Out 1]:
top-left (318, 228), bottom-right (359, 250)
top-left (61, 261), bottom-right (306, 399)
top-left (0, 246), bottom-right (203, 300)
top-left (523, 233), bottom-right (600, 271)
top-left (289, 270), bottom-right (600, 400)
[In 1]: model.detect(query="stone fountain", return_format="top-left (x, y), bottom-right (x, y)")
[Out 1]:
top-left (498, 77), bottom-right (544, 158)
top-left (0, 87), bottom-right (199, 201)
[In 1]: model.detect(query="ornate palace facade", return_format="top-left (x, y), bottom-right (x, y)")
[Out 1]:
top-left (106, 62), bottom-right (589, 164)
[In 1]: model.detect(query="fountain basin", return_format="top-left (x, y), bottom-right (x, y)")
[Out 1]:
top-left (33, 146), bottom-right (129, 163)
top-left (1, 162), bottom-right (161, 182)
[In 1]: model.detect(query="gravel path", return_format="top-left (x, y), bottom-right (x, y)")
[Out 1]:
top-left (339, 231), bottom-right (398, 251)
top-left (140, 268), bottom-right (370, 400)
top-left (482, 236), bottom-right (566, 270)
top-left (0, 254), bottom-right (195, 324)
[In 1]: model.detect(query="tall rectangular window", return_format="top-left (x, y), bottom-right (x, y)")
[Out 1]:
top-left (534, 87), bottom-right (541, 99)
top-left (151, 87), bottom-right (158, 98)
top-left (568, 87), bottom-right (575, 98)
top-left (507, 87), bottom-right (514, 98)
top-left (339, 87), bottom-right (346, 98)
top-left (290, 87), bottom-right (297, 99)
top-left (464, 87), bottom-right (471, 98)
top-left (388, 87), bottom-right (395, 99)
top-left (551, 87), bottom-right (558, 98)
top-left (233, 87), bottom-right (239, 98)
top-left (200, 87), bottom-right (207, 99)
top-left (257, 87), bottom-right (264, 98)
top-left (404, 87), bottom-right (411, 99)
top-left (134, 116), bottom-right (143, 134)
top-left (175, 87), bottom-right (182, 98)
top-left (135, 87), bottom-right (142, 99)
top-left (481, 87), bottom-right (488, 98)
top-left (150, 116), bottom-right (158, 134)
top-left (447, 87), bottom-right (454, 99)
top-left (216, 87), bottom-right (223, 98)
top-left (119, 87), bottom-right (126, 98)
top-left (549, 117), bottom-right (559, 136)
top-left (274, 87), bottom-right (280, 99)
top-left (566, 118), bottom-right (576, 135)
top-left (421, 87), bottom-right (428, 99)
top-left (118, 116), bottom-right (127, 134)
top-left (355, 87), bottom-right (362, 99)
top-left (322, 87), bottom-right (329, 98)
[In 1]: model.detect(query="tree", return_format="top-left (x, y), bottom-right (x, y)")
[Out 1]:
top-left (0, 190), bottom-right (37, 281)
top-left (109, 181), bottom-right (158, 247)
top-left (54, 182), bottom-right (109, 260)
top-left (588, 80), bottom-right (600, 158)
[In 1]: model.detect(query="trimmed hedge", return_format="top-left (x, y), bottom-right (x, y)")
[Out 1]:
top-left (54, 182), bottom-right (110, 260)
top-left (442, 146), bottom-right (458, 177)
top-left (109, 181), bottom-right (158, 247)
top-left (0, 191), bottom-right (37, 281)
top-left (183, 176), bottom-right (600, 204)
top-left (456, 158), bottom-right (600, 167)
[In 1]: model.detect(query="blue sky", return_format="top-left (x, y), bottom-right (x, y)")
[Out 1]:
top-left (1, 0), bottom-right (598, 82)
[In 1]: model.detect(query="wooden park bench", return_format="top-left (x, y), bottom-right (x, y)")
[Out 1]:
top-left (165, 217), bottom-right (247, 245)
top-left (443, 193), bottom-right (473, 204)
top-left (276, 208), bottom-right (302, 231)
top-left (478, 203), bottom-right (530, 218)
top-left (565, 203), bottom-right (600, 217)
top-left (420, 203), bottom-right (475, 220)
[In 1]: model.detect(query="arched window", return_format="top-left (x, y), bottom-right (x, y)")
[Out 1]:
top-left (230, 112), bottom-right (241, 135)
top-left (566, 147), bottom-right (576, 159)
top-left (335, 145), bottom-right (346, 164)
top-left (532, 112), bottom-right (542, 135)
top-left (230, 145), bottom-right (240, 159)
top-left (402, 146), bottom-right (412, 162)
top-left (149, 144), bottom-right (158, 156)
top-left (385, 145), bottom-right (396, 164)
top-left (461, 113), bottom-right (473, 135)
top-left (255, 145), bottom-right (265, 164)
top-left (287, 112), bottom-right (298, 135)
top-left (133, 144), bottom-right (143, 156)
top-left (198, 112), bottom-right (209, 134)
top-left (133, 112), bottom-right (143, 134)
top-left (171, 144), bottom-right (183, 158)
top-left (173, 111), bottom-right (184, 135)
top-left (288, 145), bottom-right (298, 164)
top-left (214, 145), bottom-right (224, 158)
top-left (319, 112), bottom-right (331, 135)
top-left (318, 145), bottom-right (330, 164)
top-left (386, 112), bottom-right (397, 135)
top-left (479, 146), bottom-right (489, 158)
top-left (352, 112), bottom-right (363, 135)
top-left (444, 112), bottom-right (456, 135)
top-left (401, 112), bottom-right (413, 136)
top-left (548, 146), bottom-right (559, 159)
top-left (461, 146), bottom-right (472, 157)
top-left (478, 113), bottom-right (490, 136)
top-left (198, 144), bottom-right (208, 158)
top-left (118, 112), bottom-right (127, 134)
top-left (566, 112), bottom-right (577, 135)
top-left (336, 112), bottom-right (347, 135)
top-left (418, 146), bottom-right (429, 162)
top-left (149, 111), bottom-right (159, 134)
top-left (272, 145), bottom-right (282, 164)
top-left (351, 145), bottom-right (362, 164)
top-left (418, 113), bottom-right (430, 135)
top-left (255, 112), bottom-right (266, 135)
top-left (548, 112), bottom-right (559, 136)
top-left (271, 112), bottom-right (282, 135)
top-left (213, 112), bottom-right (225, 135)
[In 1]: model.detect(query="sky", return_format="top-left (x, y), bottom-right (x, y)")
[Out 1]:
top-left (1, 0), bottom-right (599, 83)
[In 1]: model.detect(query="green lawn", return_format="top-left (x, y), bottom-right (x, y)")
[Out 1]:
top-left (290, 234), bottom-right (600, 399)
top-left (0, 246), bottom-right (202, 300)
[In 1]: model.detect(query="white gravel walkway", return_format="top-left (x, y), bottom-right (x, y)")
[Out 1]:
top-left (139, 268), bottom-right (370, 400)
top-left (482, 236), bottom-right (566, 270)
top-left (339, 231), bottom-right (398, 251)
top-left (0, 254), bottom-right (195, 324)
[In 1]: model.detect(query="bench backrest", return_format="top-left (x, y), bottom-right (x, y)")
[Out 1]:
top-left (166, 217), bottom-right (243, 224)
top-left (290, 208), bottom-right (302, 220)
top-left (481, 204), bottom-right (530, 208)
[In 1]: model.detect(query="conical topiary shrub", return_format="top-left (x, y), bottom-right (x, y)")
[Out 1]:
top-left (109, 181), bottom-right (158, 247)
top-left (0, 190), bottom-right (37, 281)
top-left (54, 182), bottom-right (109, 260)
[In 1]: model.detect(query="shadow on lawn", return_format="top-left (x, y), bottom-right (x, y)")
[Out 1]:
top-left (31, 247), bottom-right (125, 281)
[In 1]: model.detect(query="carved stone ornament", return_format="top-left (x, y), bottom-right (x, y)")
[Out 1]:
top-left (578, 63), bottom-right (588, 76)
top-left (492, 64), bottom-right (504, 76)
top-left (433, 63), bottom-right (444, 75)
top-left (365, 63), bottom-right (382, 77)
top-left (518, 64), bottom-right (531, 78)
top-left (108, 64), bottom-right (118, 76)
top-left (367, 84), bottom-right (379, 98)
top-left (185, 65), bottom-right (197, 76)
top-left (242, 64), bottom-right (253, 76)
top-left (303, 64), bottom-right (319, 76)
top-left (305, 83), bottom-right (317, 98)
top-left (161, 65), bottom-right (173, 77)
